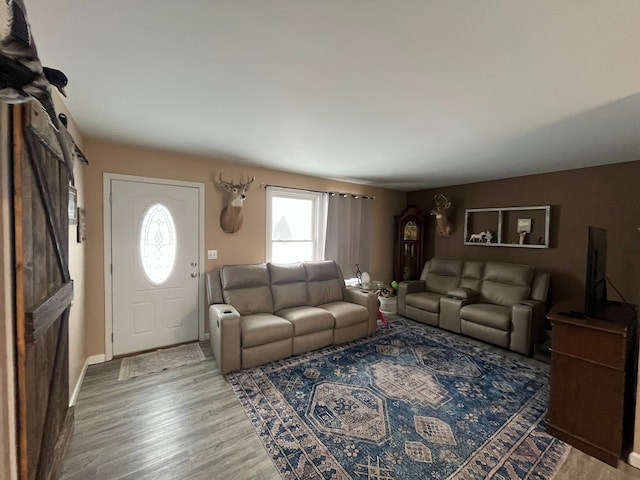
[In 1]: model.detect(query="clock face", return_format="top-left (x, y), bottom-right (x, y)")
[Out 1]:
top-left (404, 221), bottom-right (418, 240)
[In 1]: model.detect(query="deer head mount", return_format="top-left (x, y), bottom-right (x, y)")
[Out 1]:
top-left (217, 171), bottom-right (255, 233)
top-left (430, 193), bottom-right (453, 237)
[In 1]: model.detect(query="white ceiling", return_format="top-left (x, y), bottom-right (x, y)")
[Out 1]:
top-left (25, 1), bottom-right (640, 191)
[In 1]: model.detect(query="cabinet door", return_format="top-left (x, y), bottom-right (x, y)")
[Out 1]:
top-left (548, 351), bottom-right (624, 452)
top-left (546, 315), bottom-right (632, 466)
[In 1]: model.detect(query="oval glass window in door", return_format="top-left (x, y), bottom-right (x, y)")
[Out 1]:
top-left (139, 203), bottom-right (177, 284)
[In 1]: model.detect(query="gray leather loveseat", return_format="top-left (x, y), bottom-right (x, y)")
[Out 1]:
top-left (206, 260), bottom-right (378, 374)
top-left (397, 257), bottom-right (550, 355)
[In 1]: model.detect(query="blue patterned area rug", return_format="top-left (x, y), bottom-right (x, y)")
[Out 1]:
top-left (227, 317), bottom-right (569, 479)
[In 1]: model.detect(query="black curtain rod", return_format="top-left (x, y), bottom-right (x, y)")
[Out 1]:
top-left (260, 183), bottom-right (375, 200)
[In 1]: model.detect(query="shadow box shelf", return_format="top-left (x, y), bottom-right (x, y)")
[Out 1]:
top-left (464, 205), bottom-right (550, 248)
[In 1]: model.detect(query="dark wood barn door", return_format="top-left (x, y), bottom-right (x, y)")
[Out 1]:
top-left (11, 103), bottom-right (74, 479)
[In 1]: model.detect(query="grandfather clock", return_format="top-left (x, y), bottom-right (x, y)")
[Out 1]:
top-left (394, 205), bottom-right (425, 281)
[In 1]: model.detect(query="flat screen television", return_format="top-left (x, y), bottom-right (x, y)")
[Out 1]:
top-left (584, 226), bottom-right (608, 318)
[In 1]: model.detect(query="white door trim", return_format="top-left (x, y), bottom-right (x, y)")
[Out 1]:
top-left (103, 173), bottom-right (205, 361)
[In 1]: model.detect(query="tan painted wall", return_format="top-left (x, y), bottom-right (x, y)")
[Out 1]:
top-left (52, 94), bottom-right (88, 401)
top-left (83, 138), bottom-right (407, 357)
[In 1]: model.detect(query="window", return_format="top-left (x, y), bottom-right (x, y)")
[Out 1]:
top-left (266, 187), bottom-right (327, 264)
top-left (139, 203), bottom-right (177, 284)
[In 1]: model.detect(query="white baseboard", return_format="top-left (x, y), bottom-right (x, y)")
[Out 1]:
top-left (87, 354), bottom-right (106, 365)
top-left (628, 451), bottom-right (640, 469)
top-left (70, 354), bottom-right (106, 406)
top-left (69, 359), bottom-right (88, 407)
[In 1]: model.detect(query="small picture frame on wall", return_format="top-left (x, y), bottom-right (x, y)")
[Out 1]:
top-left (517, 218), bottom-right (532, 233)
top-left (68, 186), bottom-right (78, 224)
top-left (77, 208), bottom-right (87, 243)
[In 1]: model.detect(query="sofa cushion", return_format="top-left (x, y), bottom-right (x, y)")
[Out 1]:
top-left (269, 262), bottom-right (307, 284)
top-left (319, 301), bottom-right (369, 329)
top-left (223, 286), bottom-right (273, 315)
top-left (460, 303), bottom-right (512, 331)
top-left (305, 261), bottom-right (345, 306)
top-left (446, 287), bottom-right (478, 300)
top-left (269, 263), bottom-right (309, 311)
top-left (276, 306), bottom-right (335, 336)
top-left (222, 264), bottom-right (270, 289)
top-left (459, 260), bottom-right (484, 291)
top-left (221, 264), bottom-right (274, 315)
top-left (406, 291), bottom-right (442, 313)
top-left (305, 260), bottom-right (343, 281)
top-left (480, 262), bottom-right (533, 307)
top-left (241, 313), bottom-right (293, 348)
top-left (425, 258), bottom-right (463, 294)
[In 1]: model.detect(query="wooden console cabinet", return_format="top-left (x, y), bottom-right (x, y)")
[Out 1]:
top-left (546, 301), bottom-right (638, 466)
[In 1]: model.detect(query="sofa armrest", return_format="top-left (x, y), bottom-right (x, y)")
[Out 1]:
top-left (398, 280), bottom-right (426, 295)
top-left (208, 304), bottom-right (241, 374)
top-left (510, 300), bottom-right (546, 355)
top-left (446, 287), bottom-right (478, 300)
top-left (344, 288), bottom-right (379, 335)
top-left (440, 294), bottom-right (478, 333)
top-left (397, 280), bottom-right (426, 316)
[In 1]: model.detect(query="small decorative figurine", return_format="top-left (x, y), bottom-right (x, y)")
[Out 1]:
top-left (518, 231), bottom-right (527, 245)
top-left (469, 232), bottom-right (485, 243)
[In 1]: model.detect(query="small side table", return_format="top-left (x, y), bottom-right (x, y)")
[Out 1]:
top-left (356, 281), bottom-right (387, 293)
top-left (353, 281), bottom-right (392, 328)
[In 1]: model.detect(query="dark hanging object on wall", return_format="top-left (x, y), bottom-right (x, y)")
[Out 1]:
top-left (43, 66), bottom-right (68, 97)
top-left (56, 114), bottom-right (90, 166)
top-left (58, 112), bottom-right (68, 127)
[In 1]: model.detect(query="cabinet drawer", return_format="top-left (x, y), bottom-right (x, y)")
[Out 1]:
top-left (552, 323), bottom-right (627, 370)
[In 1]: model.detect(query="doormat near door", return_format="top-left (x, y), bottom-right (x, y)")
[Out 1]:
top-left (118, 343), bottom-right (205, 381)
top-left (227, 317), bottom-right (569, 480)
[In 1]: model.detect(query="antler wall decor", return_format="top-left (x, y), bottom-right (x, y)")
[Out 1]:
top-left (217, 171), bottom-right (255, 233)
top-left (430, 193), bottom-right (453, 237)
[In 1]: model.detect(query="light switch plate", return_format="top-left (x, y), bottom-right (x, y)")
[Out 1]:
top-left (207, 250), bottom-right (218, 260)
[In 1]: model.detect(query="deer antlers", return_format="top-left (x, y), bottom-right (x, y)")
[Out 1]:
top-left (431, 194), bottom-right (453, 237)
top-left (218, 171), bottom-right (255, 191)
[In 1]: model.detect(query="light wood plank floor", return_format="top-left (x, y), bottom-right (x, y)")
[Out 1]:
top-left (61, 341), bottom-right (640, 479)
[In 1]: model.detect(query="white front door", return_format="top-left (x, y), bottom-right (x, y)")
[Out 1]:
top-left (110, 179), bottom-right (200, 356)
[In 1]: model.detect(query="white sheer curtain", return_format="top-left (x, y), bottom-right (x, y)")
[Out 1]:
top-left (324, 194), bottom-right (371, 279)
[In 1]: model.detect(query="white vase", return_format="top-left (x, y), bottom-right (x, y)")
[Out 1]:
top-left (361, 272), bottom-right (371, 284)
top-left (379, 296), bottom-right (397, 315)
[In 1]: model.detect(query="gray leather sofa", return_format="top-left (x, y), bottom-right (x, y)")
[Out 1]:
top-left (397, 257), bottom-right (550, 355)
top-left (206, 260), bottom-right (378, 374)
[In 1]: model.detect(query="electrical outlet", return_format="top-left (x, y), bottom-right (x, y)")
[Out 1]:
top-left (207, 250), bottom-right (218, 260)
